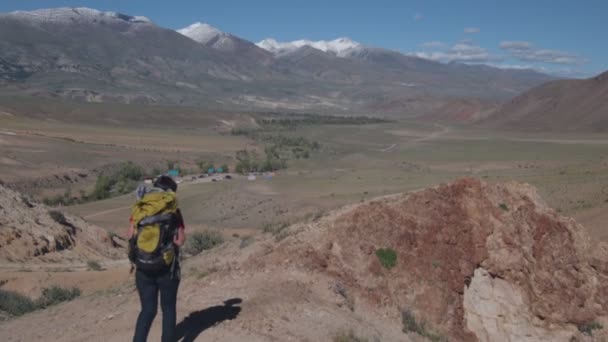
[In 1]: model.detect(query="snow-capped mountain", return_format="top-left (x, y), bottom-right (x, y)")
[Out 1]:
top-left (177, 22), bottom-right (273, 62)
top-left (0, 7), bottom-right (555, 114)
top-left (6, 7), bottom-right (152, 25)
top-left (257, 37), bottom-right (362, 57)
top-left (177, 22), bottom-right (225, 45)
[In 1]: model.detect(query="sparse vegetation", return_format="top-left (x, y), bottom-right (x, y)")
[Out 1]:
top-left (0, 286), bottom-right (80, 318)
top-left (92, 161), bottom-right (144, 200)
top-left (257, 112), bottom-right (390, 129)
top-left (402, 309), bottom-right (446, 342)
top-left (0, 290), bottom-right (37, 316)
top-left (333, 330), bottom-right (369, 342)
top-left (197, 160), bottom-right (215, 172)
top-left (499, 203), bottom-right (509, 211)
top-left (43, 188), bottom-right (78, 206)
top-left (192, 266), bottom-right (218, 280)
top-left (36, 286), bottom-right (81, 309)
top-left (87, 260), bottom-right (103, 271)
top-left (376, 248), bottom-right (397, 269)
top-left (333, 282), bottom-right (355, 312)
top-left (239, 236), bottom-right (254, 249)
top-left (577, 321), bottom-right (603, 336)
top-left (184, 230), bottom-right (224, 256)
top-left (20, 195), bottom-right (34, 208)
top-left (262, 222), bottom-right (289, 241)
top-left (48, 210), bottom-right (68, 225)
top-left (234, 148), bottom-right (287, 174)
top-left (231, 115), bottom-right (326, 173)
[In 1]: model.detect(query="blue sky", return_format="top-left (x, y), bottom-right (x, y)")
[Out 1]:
top-left (1, 0), bottom-right (606, 77)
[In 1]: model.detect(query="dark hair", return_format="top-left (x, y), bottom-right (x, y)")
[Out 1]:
top-left (153, 175), bottom-right (177, 192)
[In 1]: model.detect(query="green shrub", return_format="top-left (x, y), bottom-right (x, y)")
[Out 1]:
top-left (578, 321), bottom-right (603, 336)
top-left (402, 309), bottom-right (446, 342)
top-left (239, 236), bottom-right (254, 249)
top-left (87, 260), bottom-right (103, 271)
top-left (35, 286), bottom-right (80, 309)
top-left (499, 203), bottom-right (509, 211)
top-left (333, 330), bottom-right (368, 342)
top-left (92, 162), bottom-right (144, 200)
top-left (376, 248), bottom-right (397, 269)
top-left (184, 231), bottom-right (224, 256)
top-left (197, 160), bottom-right (215, 172)
top-left (0, 289), bottom-right (37, 316)
top-left (0, 286), bottom-right (80, 317)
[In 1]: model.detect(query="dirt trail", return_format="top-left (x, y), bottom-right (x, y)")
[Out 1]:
top-left (380, 123), bottom-right (450, 152)
top-left (83, 174), bottom-right (242, 220)
top-left (2, 179), bottom-right (607, 341)
top-left (414, 123), bottom-right (450, 142)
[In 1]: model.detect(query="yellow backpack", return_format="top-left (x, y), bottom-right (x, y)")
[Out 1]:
top-left (129, 191), bottom-right (179, 273)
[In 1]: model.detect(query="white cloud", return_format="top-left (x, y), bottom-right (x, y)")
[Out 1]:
top-left (410, 42), bottom-right (500, 63)
top-left (421, 41), bottom-right (446, 48)
top-left (413, 13), bottom-right (424, 21)
top-left (500, 40), bottom-right (588, 65)
top-left (486, 63), bottom-right (536, 70)
top-left (451, 43), bottom-right (485, 54)
top-left (499, 41), bottom-right (532, 50)
top-left (459, 38), bottom-right (474, 45)
top-left (464, 27), bottom-right (480, 34)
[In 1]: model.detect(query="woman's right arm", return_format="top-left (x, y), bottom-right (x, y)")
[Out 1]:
top-left (126, 216), bottom-right (135, 240)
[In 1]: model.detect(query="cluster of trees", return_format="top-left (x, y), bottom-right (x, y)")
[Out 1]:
top-left (258, 112), bottom-right (390, 129)
top-left (234, 149), bottom-right (286, 174)
top-left (196, 160), bottom-right (229, 173)
top-left (233, 133), bottom-right (322, 174)
top-left (91, 161), bottom-right (144, 200)
top-left (259, 135), bottom-right (320, 158)
top-left (43, 161), bottom-right (145, 206)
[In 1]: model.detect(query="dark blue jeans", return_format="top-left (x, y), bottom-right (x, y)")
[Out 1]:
top-left (133, 269), bottom-right (180, 342)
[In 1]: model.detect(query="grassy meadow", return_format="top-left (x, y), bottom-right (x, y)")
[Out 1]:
top-left (1, 99), bottom-right (607, 242)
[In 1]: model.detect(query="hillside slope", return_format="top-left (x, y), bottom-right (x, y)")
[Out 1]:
top-left (0, 7), bottom-right (554, 114)
top-left (1, 179), bottom-right (607, 341)
top-left (485, 71), bottom-right (608, 131)
top-left (0, 184), bottom-right (122, 263)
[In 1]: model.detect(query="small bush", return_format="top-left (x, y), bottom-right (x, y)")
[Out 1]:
top-left (21, 196), bottom-right (34, 208)
top-left (0, 286), bottom-right (80, 317)
top-left (0, 290), bottom-right (37, 316)
top-left (578, 321), bottom-right (603, 336)
top-left (239, 236), bottom-right (254, 249)
top-left (87, 260), bottom-right (103, 271)
top-left (193, 266), bottom-right (218, 280)
top-left (184, 231), bottom-right (224, 256)
top-left (376, 248), bottom-right (397, 269)
top-left (92, 162), bottom-right (144, 200)
top-left (499, 203), bottom-right (509, 211)
top-left (48, 210), bottom-right (68, 225)
top-left (402, 309), bottom-right (446, 342)
top-left (36, 286), bottom-right (80, 309)
top-left (333, 330), bottom-right (368, 342)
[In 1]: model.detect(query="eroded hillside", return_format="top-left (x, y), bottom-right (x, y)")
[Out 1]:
top-left (0, 184), bottom-right (123, 263)
top-left (1, 179), bottom-right (607, 341)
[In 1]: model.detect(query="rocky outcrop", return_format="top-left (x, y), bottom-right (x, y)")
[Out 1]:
top-left (0, 184), bottom-right (122, 263)
top-left (251, 178), bottom-right (608, 341)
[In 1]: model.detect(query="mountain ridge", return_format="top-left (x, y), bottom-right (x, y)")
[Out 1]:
top-left (0, 7), bottom-right (556, 114)
top-left (483, 70), bottom-right (608, 131)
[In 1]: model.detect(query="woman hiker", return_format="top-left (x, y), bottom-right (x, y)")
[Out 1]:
top-left (127, 175), bottom-right (186, 342)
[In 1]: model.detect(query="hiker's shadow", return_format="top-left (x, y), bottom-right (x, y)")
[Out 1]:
top-left (175, 298), bottom-right (242, 342)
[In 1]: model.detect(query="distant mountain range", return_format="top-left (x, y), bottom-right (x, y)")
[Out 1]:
top-left (0, 7), bottom-right (555, 115)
